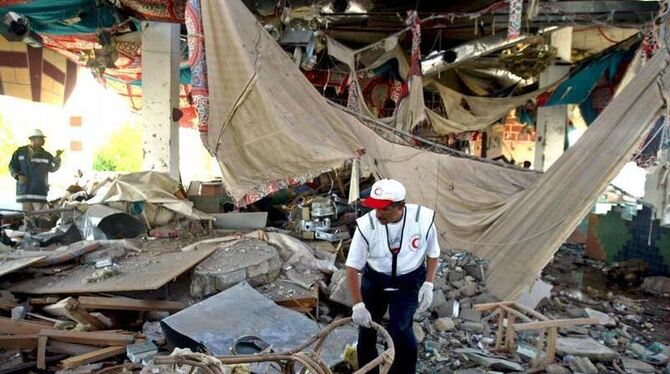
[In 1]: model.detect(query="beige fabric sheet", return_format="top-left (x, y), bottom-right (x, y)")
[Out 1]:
top-left (201, 0), bottom-right (364, 200)
top-left (87, 171), bottom-right (212, 220)
top-left (472, 50), bottom-right (670, 300)
top-left (202, 0), bottom-right (540, 246)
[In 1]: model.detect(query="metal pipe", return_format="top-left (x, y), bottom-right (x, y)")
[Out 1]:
top-left (421, 28), bottom-right (558, 77)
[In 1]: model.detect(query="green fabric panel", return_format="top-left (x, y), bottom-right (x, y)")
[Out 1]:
top-left (0, 0), bottom-right (119, 35)
top-left (596, 210), bottom-right (632, 264)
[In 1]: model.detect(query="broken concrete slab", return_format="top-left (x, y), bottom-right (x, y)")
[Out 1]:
top-left (556, 337), bottom-right (619, 362)
top-left (515, 279), bottom-right (553, 310)
top-left (190, 238), bottom-right (281, 298)
top-left (620, 357), bottom-right (656, 373)
top-left (162, 282), bottom-right (355, 366)
top-left (584, 308), bottom-right (616, 327)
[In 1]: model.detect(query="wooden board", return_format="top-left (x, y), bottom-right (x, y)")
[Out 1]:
top-left (47, 341), bottom-right (99, 356)
top-left (61, 345), bottom-right (127, 368)
top-left (38, 329), bottom-right (135, 346)
top-left (0, 316), bottom-right (52, 334)
top-left (10, 247), bottom-right (217, 294)
top-left (0, 256), bottom-right (46, 277)
top-left (514, 318), bottom-right (598, 331)
top-left (78, 296), bottom-right (185, 312)
top-left (43, 297), bottom-right (105, 330)
top-left (37, 336), bottom-right (47, 370)
top-left (0, 335), bottom-right (38, 350)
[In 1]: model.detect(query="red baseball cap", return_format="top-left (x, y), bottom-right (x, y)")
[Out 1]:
top-left (361, 179), bottom-right (406, 209)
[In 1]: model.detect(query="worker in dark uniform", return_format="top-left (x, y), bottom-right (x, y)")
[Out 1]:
top-left (8, 129), bottom-right (62, 221)
top-left (346, 179), bottom-right (440, 373)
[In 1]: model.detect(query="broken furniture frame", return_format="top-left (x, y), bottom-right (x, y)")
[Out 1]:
top-left (154, 318), bottom-right (394, 374)
top-left (474, 301), bottom-right (597, 368)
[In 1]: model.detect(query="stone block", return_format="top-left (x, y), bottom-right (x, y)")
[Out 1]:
top-left (429, 290), bottom-right (447, 312)
top-left (434, 317), bottom-right (455, 332)
top-left (413, 322), bottom-right (425, 343)
top-left (459, 308), bottom-right (481, 322)
top-left (328, 268), bottom-right (358, 307)
top-left (437, 299), bottom-right (460, 318)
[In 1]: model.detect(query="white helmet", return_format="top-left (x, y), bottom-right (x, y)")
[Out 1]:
top-left (29, 129), bottom-right (45, 138)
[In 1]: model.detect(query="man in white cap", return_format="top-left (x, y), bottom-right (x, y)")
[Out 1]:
top-left (346, 178), bottom-right (440, 373)
top-left (8, 129), bottom-right (63, 217)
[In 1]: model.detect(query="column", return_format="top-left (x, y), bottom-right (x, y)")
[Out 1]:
top-left (141, 22), bottom-right (181, 180)
top-left (534, 27), bottom-right (572, 171)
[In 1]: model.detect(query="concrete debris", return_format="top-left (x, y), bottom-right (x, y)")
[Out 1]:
top-left (328, 268), bottom-right (356, 307)
top-left (82, 266), bottom-right (119, 284)
top-left (620, 357), bottom-right (656, 373)
top-left (433, 317), bottom-right (456, 332)
top-left (556, 337), bottom-right (619, 362)
top-left (545, 364), bottom-right (571, 374)
top-left (413, 322), bottom-right (426, 343)
top-left (584, 307), bottom-right (617, 326)
top-left (568, 356), bottom-right (598, 374)
top-left (641, 276), bottom-right (670, 295)
top-left (190, 238), bottom-right (282, 298)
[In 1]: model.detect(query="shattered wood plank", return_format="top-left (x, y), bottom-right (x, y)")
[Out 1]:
top-left (10, 246), bottom-right (218, 294)
top-left (37, 336), bottom-right (47, 370)
top-left (47, 341), bottom-right (98, 356)
top-left (77, 296), bottom-right (185, 312)
top-left (29, 297), bottom-right (60, 306)
top-left (42, 297), bottom-right (105, 330)
top-left (514, 318), bottom-right (599, 331)
top-left (0, 335), bottom-right (38, 350)
top-left (60, 345), bottom-right (127, 369)
top-left (38, 329), bottom-right (135, 346)
top-left (0, 316), bottom-right (52, 334)
top-left (0, 256), bottom-right (46, 277)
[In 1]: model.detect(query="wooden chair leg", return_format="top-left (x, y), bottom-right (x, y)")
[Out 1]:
top-left (532, 328), bottom-right (546, 369)
top-left (495, 308), bottom-right (505, 350)
top-left (506, 315), bottom-right (516, 351)
top-left (546, 326), bottom-right (558, 363)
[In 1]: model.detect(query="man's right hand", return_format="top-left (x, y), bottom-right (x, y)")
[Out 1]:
top-left (352, 302), bottom-right (372, 328)
top-left (18, 175), bottom-right (28, 184)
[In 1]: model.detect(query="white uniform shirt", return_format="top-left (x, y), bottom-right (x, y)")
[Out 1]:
top-left (345, 209), bottom-right (441, 275)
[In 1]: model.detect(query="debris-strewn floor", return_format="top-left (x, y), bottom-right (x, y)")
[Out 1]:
top-left (415, 244), bottom-right (670, 374)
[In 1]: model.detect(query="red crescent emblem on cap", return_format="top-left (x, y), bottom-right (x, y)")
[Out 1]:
top-left (410, 235), bottom-right (420, 251)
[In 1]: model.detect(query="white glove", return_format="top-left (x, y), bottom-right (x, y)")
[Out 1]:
top-left (417, 282), bottom-right (434, 313)
top-left (352, 302), bottom-right (372, 328)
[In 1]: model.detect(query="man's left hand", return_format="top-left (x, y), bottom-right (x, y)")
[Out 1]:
top-left (56, 149), bottom-right (64, 157)
top-left (417, 281), bottom-right (434, 312)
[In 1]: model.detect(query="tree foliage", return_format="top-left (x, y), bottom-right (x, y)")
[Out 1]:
top-left (92, 122), bottom-right (142, 172)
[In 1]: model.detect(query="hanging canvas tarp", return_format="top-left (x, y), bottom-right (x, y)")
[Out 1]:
top-left (201, 0), bottom-right (540, 246)
top-left (471, 49), bottom-right (670, 300)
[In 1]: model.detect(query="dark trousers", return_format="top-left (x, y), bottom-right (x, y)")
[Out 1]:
top-left (357, 265), bottom-right (425, 374)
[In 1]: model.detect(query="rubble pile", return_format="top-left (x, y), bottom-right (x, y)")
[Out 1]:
top-left (410, 245), bottom-right (670, 374)
top-left (1, 172), bottom-right (669, 374)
